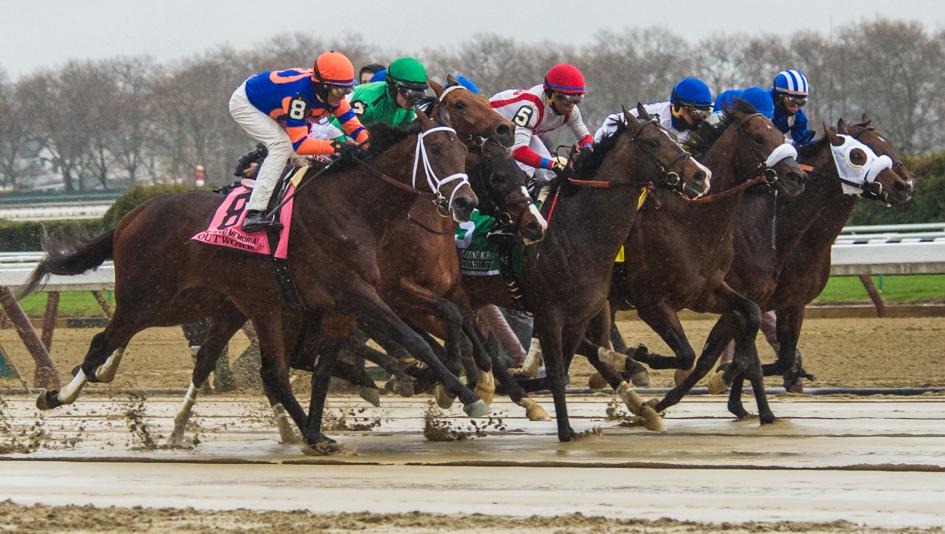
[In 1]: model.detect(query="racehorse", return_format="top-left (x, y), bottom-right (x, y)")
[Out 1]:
top-left (23, 109), bottom-right (486, 447)
top-left (716, 116), bottom-right (915, 417)
top-left (463, 105), bottom-right (712, 441)
top-left (605, 100), bottom-right (807, 423)
top-left (166, 81), bottom-right (550, 444)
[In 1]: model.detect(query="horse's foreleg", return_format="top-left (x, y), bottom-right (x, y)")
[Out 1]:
top-left (253, 313), bottom-right (314, 444)
top-left (349, 291), bottom-right (489, 417)
top-left (534, 315), bottom-right (577, 442)
top-left (168, 306), bottom-right (245, 446)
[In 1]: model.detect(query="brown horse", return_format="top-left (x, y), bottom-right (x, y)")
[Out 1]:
top-left (716, 117), bottom-right (915, 416)
top-left (464, 105), bottom-right (712, 441)
top-left (24, 109), bottom-right (487, 446)
top-left (605, 100), bottom-right (807, 424)
top-left (165, 82), bottom-right (549, 444)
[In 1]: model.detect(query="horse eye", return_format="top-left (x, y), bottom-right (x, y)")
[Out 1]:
top-left (849, 148), bottom-right (867, 166)
top-left (453, 101), bottom-right (465, 110)
top-left (648, 138), bottom-right (659, 148)
top-left (492, 173), bottom-right (507, 184)
top-left (753, 134), bottom-right (765, 144)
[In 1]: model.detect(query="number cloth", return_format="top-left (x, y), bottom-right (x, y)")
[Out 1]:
top-left (489, 84), bottom-right (593, 171)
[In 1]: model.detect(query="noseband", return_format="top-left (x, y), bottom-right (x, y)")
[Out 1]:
top-left (412, 125), bottom-right (471, 216)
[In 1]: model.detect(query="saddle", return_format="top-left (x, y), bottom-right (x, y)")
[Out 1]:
top-left (191, 165), bottom-right (308, 309)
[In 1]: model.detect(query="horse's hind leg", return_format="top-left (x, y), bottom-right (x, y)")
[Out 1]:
top-left (253, 312), bottom-right (314, 444)
top-left (167, 304), bottom-right (246, 446)
top-left (632, 303), bottom-right (698, 385)
top-left (36, 307), bottom-right (145, 410)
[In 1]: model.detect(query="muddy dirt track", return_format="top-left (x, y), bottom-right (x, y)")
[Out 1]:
top-left (2, 316), bottom-right (945, 390)
top-left (1, 316), bottom-right (944, 532)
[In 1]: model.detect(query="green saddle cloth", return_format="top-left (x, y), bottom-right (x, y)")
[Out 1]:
top-left (454, 210), bottom-right (524, 281)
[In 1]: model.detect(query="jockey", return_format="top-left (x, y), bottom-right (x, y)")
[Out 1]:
top-left (230, 50), bottom-right (369, 232)
top-left (346, 57), bottom-right (429, 127)
top-left (489, 64), bottom-right (595, 185)
top-left (358, 63), bottom-right (384, 85)
top-left (770, 69), bottom-right (815, 146)
top-left (713, 86), bottom-right (774, 119)
top-left (594, 77), bottom-right (713, 145)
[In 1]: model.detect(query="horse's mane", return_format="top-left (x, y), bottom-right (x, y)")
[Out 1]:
top-left (684, 98), bottom-right (758, 157)
top-left (570, 116), bottom-right (627, 181)
top-left (797, 136), bottom-right (828, 159)
top-left (311, 120), bottom-right (423, 175)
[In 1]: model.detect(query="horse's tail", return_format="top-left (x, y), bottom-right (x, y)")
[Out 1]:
top-left (19, 227), bottom-right (115, 298)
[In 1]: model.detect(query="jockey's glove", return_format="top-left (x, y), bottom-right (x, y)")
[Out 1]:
top-left (333, 141), bottom-right (366, 161)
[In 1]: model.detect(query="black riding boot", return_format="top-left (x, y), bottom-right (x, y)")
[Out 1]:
top-left (242, 210), bottom-right (281, 233)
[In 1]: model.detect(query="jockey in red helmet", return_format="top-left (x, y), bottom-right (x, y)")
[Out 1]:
top-left (230, 50), bottom-right (370, 232)
top-left (489, 63), bottom-right (594, 186)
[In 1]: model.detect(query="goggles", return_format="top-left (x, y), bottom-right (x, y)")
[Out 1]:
top-left (684, 105), bottom-right (711, 119)
top-left (326, 85), bottom-right (354, 97)
top-left (553, 92), bottom-right (584, 105)
top-left (783, 95), bottom-right (807, 107)
top-left (397, 85), bottom-right (427, 102)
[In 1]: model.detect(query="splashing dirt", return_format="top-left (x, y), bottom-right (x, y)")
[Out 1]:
top-left (423, 401), bottom-right (507, 442)
top-left (322, 404), bottom-right (384, 432)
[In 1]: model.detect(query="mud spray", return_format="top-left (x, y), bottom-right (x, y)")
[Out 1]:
top-left (423, 400), bottom-right (507, 441)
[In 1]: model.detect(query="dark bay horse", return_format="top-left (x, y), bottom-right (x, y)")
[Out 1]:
top-left (165, 82), bottom-right (549, 444)
top-left (24, 110), bottom-right (486, 446)
top-left (463, 105), bottom-right (712, 441)
top-left (716, 117), bottom-right (915, 416)
top-left (605, 100), bottom-right (807, 424)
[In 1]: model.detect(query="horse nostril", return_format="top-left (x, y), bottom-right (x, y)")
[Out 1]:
top-left (495, 124), bottom-right (513, 147)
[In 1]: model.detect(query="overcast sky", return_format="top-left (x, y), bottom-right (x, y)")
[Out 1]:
top-left (2, 0), bottom-right (943, 78)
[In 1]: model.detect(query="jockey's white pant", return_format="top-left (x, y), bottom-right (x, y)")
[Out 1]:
top-left (229, 82), bottom-right (293, 212)
top-left (517, 136), bottom-right (556, 185)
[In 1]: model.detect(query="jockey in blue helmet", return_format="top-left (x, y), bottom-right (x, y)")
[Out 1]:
top-left (669, 77), bottom-right (713, 132)
top-left (770, 69), bottom-right (815, 146)
top-left (448, 73), bottom-right (480, 94)
top-left (594, 77), bottom-right (712, 144)
top-left (369, 68), bottom-right (387, 84)
top-left (714, 86), bottom-right (774, 119)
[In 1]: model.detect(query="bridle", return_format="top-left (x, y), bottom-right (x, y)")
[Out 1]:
top-left (567, 119), bottom-right (695, 194)
top-left (471, 160), bottom-right (532, 227)
top-left (411, 125), bottom-right (471, 216)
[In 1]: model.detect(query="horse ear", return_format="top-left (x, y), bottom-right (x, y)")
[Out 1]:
top-left (635, 102), bottom-right (650, 121)
top-left (861, 113), bottom-right (872, 127)
top-left (437, 101), bottom-right (452, 126)
top-left (446, 74), bottom-right (458, 87)
top-left (837, 118), bottom-right (850, 135)
top-left (415, 106), bottom-right (434, 129)
top-left (824, 122), bottom-right (842, 146)
top-left (429, 77), bottom-right (444, 99)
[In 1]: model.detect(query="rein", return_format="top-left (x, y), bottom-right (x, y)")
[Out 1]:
top-left (682, 174), bottom-right (767, 204)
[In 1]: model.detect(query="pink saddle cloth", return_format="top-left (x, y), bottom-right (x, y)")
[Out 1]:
top-left (191, 178), bottom-right (294, 259)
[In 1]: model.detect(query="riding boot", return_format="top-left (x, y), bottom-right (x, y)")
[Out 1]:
top-left (242, 210), bottom-right (282, 233)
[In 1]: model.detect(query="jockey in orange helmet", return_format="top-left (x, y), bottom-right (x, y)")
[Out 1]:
top-left (229, 50), bottom-right (370, 232)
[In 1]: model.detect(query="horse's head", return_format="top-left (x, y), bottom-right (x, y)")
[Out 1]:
top-left (430, 77), bottom-right (514, 156)
top-left (619, 103), bottom-right (711, 199)
top-left (471, 153), bottom-right (547, 244)
top-left (727, 100), bottom-right (807, 198)
top-left (833, 115), bottom-right (916, 205)
top-left (414, 107), bottom-right (478, 222)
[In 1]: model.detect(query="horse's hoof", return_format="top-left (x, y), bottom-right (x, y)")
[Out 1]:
top-left (587, 372), bottom-right (608, 390)
top-left (558, 430), bottom-right (577, 442)
top-left (463, 399), bottom-right (491, 418)
top-left (389, 377), bottom-right (416, 397)
top-left (473, 371), bottom-right (495, 406)
top-left (786, 380), bottom-right (804, 394)
top-left (36, 390), bottom-right (61, 411)
top-left (433, 384), bottom-right (456, 409)
top-left (760, 414), bottom-right (778, 425)
top-left (630, 370), bottom-right (651, 388)
top-left (278, 429), bottom-right (304, 445)
top-left (640, 404), bottom-right (666, 432)
top-left (358, 387), bottom-right (381, 407)
top-left (673, 368), bottom-right (691, 386)
top-left (518, 397), bottom-right (551, 421)
top-left (707, 370), bottom-right (728, 394)
top-left (302, 440), bottom-right (341, 456)
top-left (165, 431), bottom-right (187, 448)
